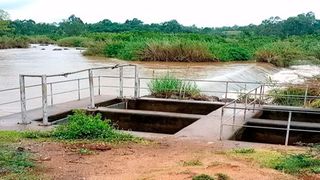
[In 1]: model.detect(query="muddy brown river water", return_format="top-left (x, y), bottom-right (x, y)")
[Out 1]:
top-left (0, 44), bottom-right (319, 116)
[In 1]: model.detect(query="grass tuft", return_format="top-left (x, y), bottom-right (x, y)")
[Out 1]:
top-left (233, 148), bottom-right (255, 154)
top-left (192, 174), bottom-right (215, 180)
top-left (182, 159), bottom-right (203, 166)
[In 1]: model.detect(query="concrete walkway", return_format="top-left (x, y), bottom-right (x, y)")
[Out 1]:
top-left (0, 95), bottom-right (117, 131)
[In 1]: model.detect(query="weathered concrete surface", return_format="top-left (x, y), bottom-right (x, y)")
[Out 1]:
top-left (175, 104), bottom-right (257, 140)
top-left (0, 95), bottom-right (117, 131)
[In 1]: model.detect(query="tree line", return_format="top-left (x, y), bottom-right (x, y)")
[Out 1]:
top-left (1, 9), bottom-right (320, 37)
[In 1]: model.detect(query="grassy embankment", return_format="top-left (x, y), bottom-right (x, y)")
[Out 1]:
top-left (0, 110), bottom-right (140, 179)
top-left (2, 32), bottom-right (320, 67)
top-left (56, 32), bottom-right (320, 67)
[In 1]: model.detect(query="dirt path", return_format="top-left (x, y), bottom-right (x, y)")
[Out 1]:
top-left (24, 138), bottom-right (303, 180)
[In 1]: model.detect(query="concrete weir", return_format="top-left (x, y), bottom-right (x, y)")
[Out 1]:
top-left (87, 98), bottom-right (244, 140)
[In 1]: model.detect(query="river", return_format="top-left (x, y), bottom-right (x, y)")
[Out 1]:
top-left (0, 44), bottom-right (319, 116)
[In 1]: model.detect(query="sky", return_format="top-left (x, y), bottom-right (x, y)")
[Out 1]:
top-left (1, 0), bottom-right (320, 27)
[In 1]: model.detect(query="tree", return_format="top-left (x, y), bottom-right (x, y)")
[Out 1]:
top-left (0, 9), bottom-right (11, 34)
top-left (59, 15), bottom-right (86, 36)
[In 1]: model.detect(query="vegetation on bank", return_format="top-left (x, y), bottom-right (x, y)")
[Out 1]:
top-left (2, 9), bottom-right (320, 66)
top-left (0, 111), bottom-right (140, 179)
top-left (148, 74), bottom-right (201, 99)
top-left (268, 76), bottom-right (320, 107)
top-left (230, 147), bottom-right (320, 175)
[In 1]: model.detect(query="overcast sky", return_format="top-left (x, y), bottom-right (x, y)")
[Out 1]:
top-left (1, 0), bottom-right (320, 27)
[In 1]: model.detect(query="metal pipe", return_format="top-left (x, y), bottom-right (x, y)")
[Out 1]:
top-left (219, 108), bottom-right (225, 140)
top-left (285, 111), bottom-right (292, 146)
top-left (50, 83), bottom-right (53, 106)
top-left (98, 76), bottom-right (101, 96)
top-left (303, 85), bottom-right (308, 107)
top-left (41, 75), bottom-right (49, 125)
top-left (134, 65), bottom-right (139, 98)
top-left (77, 79), bottom-right (81, 100)
top-left (119, 66), bottom-right (124, 98)
top-left (225, 82), bottom-right (229, 102)
top-left (253, 88), bottom-right (257, 112)
top-left (88, 69), bottom-right (95, 109)
top-left (232, 102), bottom-right (236, 130)
top-left (19, 75), bottom-right (28, 124)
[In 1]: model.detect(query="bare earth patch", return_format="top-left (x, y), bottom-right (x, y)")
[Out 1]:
top-left (21, 137), bottom-right (312, 180)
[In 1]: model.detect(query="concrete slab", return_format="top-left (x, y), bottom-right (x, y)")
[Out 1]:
top-left (0, 95), bottom-right (117, 131)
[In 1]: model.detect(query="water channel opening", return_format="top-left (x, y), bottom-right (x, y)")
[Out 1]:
top-left (91, 98), bottom-right (223, 134)
top-left (234, 108), bottom-right (320, 145)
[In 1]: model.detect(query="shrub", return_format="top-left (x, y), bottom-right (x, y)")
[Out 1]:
top-left (52, 110), bottom-right (135, 142)
top-left (192, 174), bottom-right (215, 180)
top-left (269, 86), bottom-right (307, 106)
top-left (233, 148), bottom-right (255, 154)
top-left (139, 40), bottom-right (217, 62)
top-left (219, 46), bottom-right (251, 61)
top-left (0, 36), bottom-right (29, 49)
top-left (0, 145), bottom-right (34, 174)
top-left (148, 74), bottom-right (200, 98)
top-left (83, 41), bottom-right (106, 56)
top-left (57, 36), bottom-right (92, 47)
top-left (275, 154), bottom-right (320, 174)
top-left (310, 99), bottom-right (320, 108)
top-left (255, 41), bottom-right (305, 67)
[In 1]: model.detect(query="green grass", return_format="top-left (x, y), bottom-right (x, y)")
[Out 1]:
top-left (192, 174), bottom-right (215, 180)
top-left (233, 148), bottom-right (255, 154)
top-left (51, 110), bottom-right (138, 142)
top-left (229, 148), bottom-right (320, 175)
top-left (215, 173), bottom-right (230, 180)
top-left (148, 74), bottom-right (200, 99)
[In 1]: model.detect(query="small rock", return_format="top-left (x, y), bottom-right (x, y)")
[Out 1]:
top-left (40, 156), bottom-right (52, 161)
top-left (17, 147), bottom-right (25, 152)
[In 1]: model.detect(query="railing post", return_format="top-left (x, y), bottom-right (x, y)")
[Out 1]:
top-left (253, 88), bottom-right (257, 112)
top-left (285, 111), bottom-right (292, 146)
top-left (41, 75), bottom-right (49, 125)
top-left (244, 94), bottom-right (248, 121)
top-left (88, 69), bottom-right (95, 109)
top-left (77, 79), bottom-right (81, 100)
top-left (50, 83), bottom-right (53, 106)
top-left (219, 108), bottom-right (224, 140)
top-left (232, 102), bottom-right (236, 130)
top-left (259, 85), bottom-right (263, 107)
top-left (98, 76), bottom-right (101, 96)
top-left (303, 85), bottom-right (308, 107)
top-left (119, 66), bottom-right (124, 98)
top-left (225, 82), bottom-right (229, 103)
top-left (19, 75), bottom-right (29, 124)
top-left (134, 65), bottom-right (139, 99)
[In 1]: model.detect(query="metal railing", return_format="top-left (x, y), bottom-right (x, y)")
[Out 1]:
top-left (1, 66), bottom-right (320, 129)
top-left (219, 83), bottom-right (320, 146)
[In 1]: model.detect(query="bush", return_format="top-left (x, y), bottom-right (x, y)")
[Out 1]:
top-left (192, 174), bottom-right (215, 180)
top-left (57, 36), bottom-right (92, 47)
top-left (139, 40), bottom-right (217, 62)
top-left (275, 154), bottom-right (320, 174)
top-left (52, 110), bottom-right (135, 142)
top-left (310, 99), bottom-right (320, 108)
top-left (148, 74), bottom-right (200, 98)
top-left (255, 41), bottom-right (305, 67)
top-left (218, 46), bottom-right (251, 61)
top-left (233, 148), bottom-right (255, 154)
top-left (83, 41), bottom-right (106, 56)
top-left (0, 145), bottom-right (34, 174)
top-left (0, 36), bottom-right (29, 49)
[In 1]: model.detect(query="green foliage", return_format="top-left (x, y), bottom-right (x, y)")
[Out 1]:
top-left (23, 131), bottom-right (52, 139)
top-left (57, 36), bottom-right (92, 47)
top-left (139, 40), bottom-right (216, 62)
top-left (255, 41), bottom-right (305, 67)
top-left (310, 99), bottom-right (320, 108)
top-left (218, 46), bottom-right (251, 61)
top-left (0, 36), bottom-right (29, 49)
top-left (182, 159), bottom-right (203, 166)
top-left (0, 145), bottom-right (34, 175)
top-left (269, 86), bottom-right (306, 106)
top-left (233, 148), bottom-right (255, 154)
top-left (52, 110), bottom-right (136, 142)
top-left (215, 173), bottom-right (230, 180)
top-left (275, 154), bottom-right (320, 174)
top-left (192, 174), bottom-right (215, 180)
top-left (148, 74), bottom-right (200, 98)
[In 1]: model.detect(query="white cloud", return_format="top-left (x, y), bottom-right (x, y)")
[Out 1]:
top-left (4, 0), bottom-right (320, 27)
